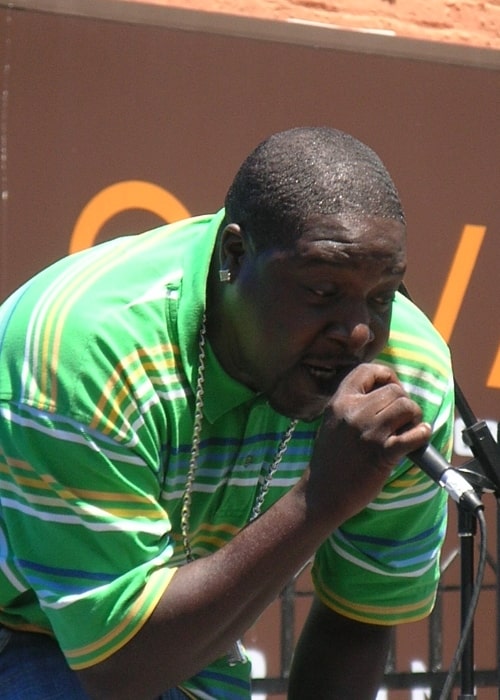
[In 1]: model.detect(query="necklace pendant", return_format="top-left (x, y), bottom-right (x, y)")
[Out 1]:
top-left (226, 639), bottom-right (246, 666)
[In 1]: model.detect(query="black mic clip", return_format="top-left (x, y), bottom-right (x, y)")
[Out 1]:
top-left (461, 419), bottom-right (500, 498)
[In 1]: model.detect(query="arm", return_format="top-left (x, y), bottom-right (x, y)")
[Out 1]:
top-left (77, 363), bottom-right (430, 700)
top-left (289, 597), bottom-right (393, 700)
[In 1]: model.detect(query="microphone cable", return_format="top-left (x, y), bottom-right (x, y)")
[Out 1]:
top-left (438, 506), bottom-right (488, 700)
top-left (397, 281), bottom-right (490, 698)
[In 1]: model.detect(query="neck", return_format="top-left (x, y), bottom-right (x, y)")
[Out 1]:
top-left (204, 265), bottom-right (239, 382)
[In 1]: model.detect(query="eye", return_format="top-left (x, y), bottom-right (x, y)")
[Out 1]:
top-left (305, 284), bottom-right (339, 299)
top-left (369, 291), bottom-right (396, 311)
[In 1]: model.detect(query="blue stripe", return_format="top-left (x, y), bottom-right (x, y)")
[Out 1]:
top-left (17, 558), bottom-right (115, 582)
top-left (341, 520), bottom-right (443, 548)
top-left (190, 667), bottom-right (251, 698)
top-left (171, 428), bottom-right (316, 456)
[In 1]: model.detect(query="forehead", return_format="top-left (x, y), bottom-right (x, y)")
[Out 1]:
top-left (291, 214), bottom-right (407, 271)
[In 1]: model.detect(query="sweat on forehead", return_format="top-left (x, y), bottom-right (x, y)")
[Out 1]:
top-left (224, 126), bottom-right (405, 249)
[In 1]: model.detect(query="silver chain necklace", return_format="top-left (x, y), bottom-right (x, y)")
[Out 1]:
top-left (180, 313), bottom-right (298, 663)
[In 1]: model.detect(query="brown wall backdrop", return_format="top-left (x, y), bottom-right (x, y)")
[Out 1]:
top-left (1, 2), bottom-right (498, 420)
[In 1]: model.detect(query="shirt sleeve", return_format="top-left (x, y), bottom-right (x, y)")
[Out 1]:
top-left (0, 277), bottom-right (182, 669)
top-left (0, 398), bottom-right (177, 669)
top-left (0, 218), bottom-right (215, 669)
top-left (312, 293), bottom-right (455, 625)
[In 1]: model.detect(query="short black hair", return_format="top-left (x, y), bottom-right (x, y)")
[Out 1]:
top-left (224, 126), bottom-right (405, 250)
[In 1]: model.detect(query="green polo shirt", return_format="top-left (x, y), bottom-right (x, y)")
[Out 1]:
top-left (0, 211), bottom-right (453, 699)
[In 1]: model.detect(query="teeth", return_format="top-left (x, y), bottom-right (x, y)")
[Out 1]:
top-left (307, 365), bottom-right (336, 377)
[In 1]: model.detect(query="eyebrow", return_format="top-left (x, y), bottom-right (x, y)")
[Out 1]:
top-left (296, 249), bottom-right (407, 274)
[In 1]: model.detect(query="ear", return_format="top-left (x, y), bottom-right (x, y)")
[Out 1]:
top-left (219, 223), bottom-right (249, 279)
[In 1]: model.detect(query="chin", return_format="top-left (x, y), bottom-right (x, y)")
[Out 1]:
top-left (267, 393), bottom-right (330, 423)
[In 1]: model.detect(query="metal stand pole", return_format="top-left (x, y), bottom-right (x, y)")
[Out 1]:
top-left (458, 508), bottom-right (477, 700)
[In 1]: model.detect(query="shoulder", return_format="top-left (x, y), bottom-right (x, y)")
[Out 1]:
top-left (0, 213), bottom-right (222, 410)
top-left (378, 293), bottom-right (454, 424)
top-left (384, 292), bottom-right (452, 377)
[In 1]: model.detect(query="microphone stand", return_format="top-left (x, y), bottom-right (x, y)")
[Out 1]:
top-left (396, 282), bottom-right (500, 697)
top-left (452, 382), bottom-right (500, 699)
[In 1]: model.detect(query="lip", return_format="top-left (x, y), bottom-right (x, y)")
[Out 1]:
top-left (301, 358), bottom-right (359, 385)
top-left (267, 359), bottom-right (361, 421)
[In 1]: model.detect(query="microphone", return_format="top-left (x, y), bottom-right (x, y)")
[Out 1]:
top-left (409, 444), bottom-right (483, 513)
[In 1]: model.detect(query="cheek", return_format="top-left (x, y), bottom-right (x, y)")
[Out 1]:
top-left (237, 275), bottom-right (313, 356)
top-left (254, 308), bottom-right (311, 367)
top-left (268, 305), bottom-right (316, 341)
top-left (369, 315), bottom-right (392, 357)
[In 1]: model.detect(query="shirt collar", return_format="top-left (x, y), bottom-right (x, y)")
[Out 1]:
top-left (202, 340), bottom-right (258, 423)
top-left (176, 209), bottom-right (224, 390)
top-left (175, 209), bottom-right (259, 421)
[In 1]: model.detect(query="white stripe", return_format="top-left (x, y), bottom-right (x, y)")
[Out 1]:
top-left (0, 497), bottom-right (167, 535)
top-left (0, 479), bottom-right (162, 521)
top-left (399, 365), bottom-right (449, 392)
top-left (367, 486), bottom-right (440, 510)
top-left (1, 406), bottom-right (146, 466)
top-left (22, 243), bottom-right (115, 401)
top-left (0, 528), bottom-right (28, 592)
top-left (39, 551), bottom-right (173, 610)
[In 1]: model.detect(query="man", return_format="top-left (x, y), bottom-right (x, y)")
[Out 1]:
top-left (0, 127), bottom-right (454, 699)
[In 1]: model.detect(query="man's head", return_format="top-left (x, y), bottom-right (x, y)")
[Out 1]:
top-left (208, 126), bottom-right (407, 421)
top-left (224, 126), bottom-right (405, 251)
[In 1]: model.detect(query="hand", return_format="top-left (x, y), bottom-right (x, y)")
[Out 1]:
top-left (306, 362), bottom-right (431, 522)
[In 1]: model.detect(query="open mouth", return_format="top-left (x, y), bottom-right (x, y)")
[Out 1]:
top-left (304, 363), bottom-right (338, 380)
top-left (303, 360), bottom-right (359, 384)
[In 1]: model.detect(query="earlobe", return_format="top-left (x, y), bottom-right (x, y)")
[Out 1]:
top-left (219, 223), bottom-right (246, 280)
top-left (218, 268), bottom-right (232, 283)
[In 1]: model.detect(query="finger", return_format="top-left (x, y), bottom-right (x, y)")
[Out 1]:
top-left (371, 383), bottom-right (418, 419)
top-left (368, 390), bottom-right (424, 435)
top-left (384, 421), bottom-right (432, 458)
top-left (341, 363), bottom-right (401, 396)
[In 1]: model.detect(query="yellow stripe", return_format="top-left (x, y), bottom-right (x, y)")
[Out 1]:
top-left (69, 488), bottom-right (156, 504)
top-left (0, 622), bottom-right (52, 635)
top-left (198, 522), bottom-right (241, 535)
top-left (0, 452), bottom-right (37, 472)
top-left (381, 345), bottom-right (449, 376)
top-left (389, 329), bottom-right (449, 364)
top-left (193, 534), bottom-right (235, 549)
top-left (433, 224), bottom-right (486, 342)
top-left (36, 226), bottom-right (175, 407)
top-left (178, 690), bottom-right (197, 700)
top-left (37, 244), bottom-right (124, 406)
top-left (318, 587), bottom-right (436, 625)
top-left (67, 566), bottom-right (176, 667)
top-left (487, 344), bottom-right (500, 389)
top-left (90, 344), bottom-right (179, 431)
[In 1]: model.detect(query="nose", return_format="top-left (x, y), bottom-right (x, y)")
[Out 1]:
top-left (324, 321), bottom-right (374, 350)
top-left (323, 300), bottom-right (375, 351)
top-left (351, 322), bottom-right (375, 348)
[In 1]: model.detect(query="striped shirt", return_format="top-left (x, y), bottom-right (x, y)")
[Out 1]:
top-left (0, 211), bottom-right (454, 699)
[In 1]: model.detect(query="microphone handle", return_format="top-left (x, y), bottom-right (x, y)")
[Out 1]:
top-left (409, 445), bottom-right (483, 513)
